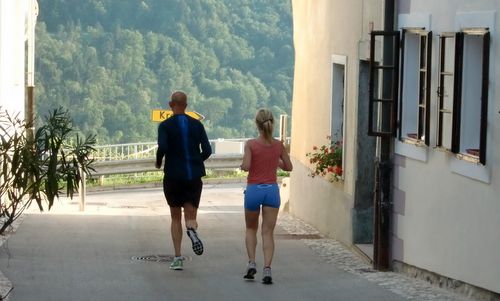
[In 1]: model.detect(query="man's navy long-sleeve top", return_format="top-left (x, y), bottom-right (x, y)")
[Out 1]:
top-left (156, 114), bottom-right (212, 180)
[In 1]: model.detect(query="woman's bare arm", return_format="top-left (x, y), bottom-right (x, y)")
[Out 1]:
top-left (240, 140), bottom-right (252, 171)
top-left (279, 144), bottom-right (293, 171)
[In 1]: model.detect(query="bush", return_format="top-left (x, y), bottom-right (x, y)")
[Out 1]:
top-left (0, 107), bottom-right (95, 234)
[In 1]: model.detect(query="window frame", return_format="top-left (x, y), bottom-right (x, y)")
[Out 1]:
top-left (436, 32), bottom-right (459, 152)
top-left (330, 54), bottom-right (347, 180)
top-left (442, 28), bottom-right (490, 165)
top-left (398, 28), bottom-right (432, 146)
top-left (368, 31), bottom-right (400, 137)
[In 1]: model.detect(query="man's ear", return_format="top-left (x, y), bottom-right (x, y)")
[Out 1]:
top-left (168, 101), bottom-right (174, 108)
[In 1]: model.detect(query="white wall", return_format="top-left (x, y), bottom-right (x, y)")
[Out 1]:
top-left (393, 0), bottom-right (500, 293)
top-left (0, 0), bottom-right (27, 117)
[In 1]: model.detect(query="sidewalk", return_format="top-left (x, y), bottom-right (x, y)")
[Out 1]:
top-left (0, 184), bottom-right (467, 301)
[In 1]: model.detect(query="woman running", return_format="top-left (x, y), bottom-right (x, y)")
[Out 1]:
top-left (240, 108), bottom-right (293, 284)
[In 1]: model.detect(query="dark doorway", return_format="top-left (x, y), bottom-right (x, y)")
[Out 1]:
top-left (353, 60), bottom-right (377, 261)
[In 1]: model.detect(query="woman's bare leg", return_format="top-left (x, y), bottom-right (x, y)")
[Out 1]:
top-left (261, 206), bottom-right (279, 267)
top-left (245, 209), bottom-right (260, 262)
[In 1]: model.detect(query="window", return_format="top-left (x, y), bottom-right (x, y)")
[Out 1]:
top-left (331, 60), bottom-right (345, 141)
top-left (399, 29), bottom-right (432, 146)
top-left (436, 33), bottom-right (457, 151)
top-left (437, 28), bottom-right (490, 165)
top-left (331, 55), bottom-right (347, 179)
top-left (368, 31), bottom-right (400, 137)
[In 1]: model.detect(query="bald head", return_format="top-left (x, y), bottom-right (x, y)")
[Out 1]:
top-left (171, 91), bottom-right (187, 104)
top-left (169, 91), bottom-right (188, 114)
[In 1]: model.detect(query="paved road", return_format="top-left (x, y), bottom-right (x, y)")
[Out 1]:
top-left (0, 184), bottom-right (409, 301)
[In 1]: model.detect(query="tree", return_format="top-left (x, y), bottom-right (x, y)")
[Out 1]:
top-left (35, 0), bottom-right (294, 141)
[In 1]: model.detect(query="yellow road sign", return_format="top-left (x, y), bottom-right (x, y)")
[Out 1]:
top-left (151, 109), bottom-right (204, 122)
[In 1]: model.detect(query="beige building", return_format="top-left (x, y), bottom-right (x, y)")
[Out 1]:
top-left (289, 0), bottom-right (500, 296)
top-left (290, 0), bottom-right (383, 251)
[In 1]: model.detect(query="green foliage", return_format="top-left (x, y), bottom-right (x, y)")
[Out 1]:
top-left (35, 0), bottom-right (294, 143)
top-left (87, 169), bottom-right (249, 188)
top-left (0, 107), bottom-right (95, 235)
top-left (87, 172), bottom-right (164, 188)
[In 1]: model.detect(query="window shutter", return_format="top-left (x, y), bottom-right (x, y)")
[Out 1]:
top-left (479, 31), bottom-right (490, 165)
top-left (398, 29), bottom-right (406, 141)
top-left (423, 31), bottom-right (432, 146)
top-left (368, 31), bottom-right (400, 137)
top-left (450, 32), bottom-right (464, 154)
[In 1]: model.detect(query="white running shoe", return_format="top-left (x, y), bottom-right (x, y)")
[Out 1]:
top-left (262, 267), bottom-right (273, 284)
top-left (244, 261), bottom-right (257, 280)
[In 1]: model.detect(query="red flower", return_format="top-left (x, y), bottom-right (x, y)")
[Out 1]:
top-left (334, 166), bottom-right (343, 176)
top-left (306, 136), bottom-right (343, 182)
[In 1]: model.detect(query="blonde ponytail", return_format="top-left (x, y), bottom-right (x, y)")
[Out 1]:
top-left (255, 108), bottom-right (274, 142)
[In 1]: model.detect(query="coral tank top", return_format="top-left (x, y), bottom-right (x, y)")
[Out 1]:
top-left (247, 139), bottom-right (284, 184)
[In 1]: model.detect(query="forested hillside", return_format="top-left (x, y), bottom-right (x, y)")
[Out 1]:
top-left (35, 0), bottom-right (294, 144)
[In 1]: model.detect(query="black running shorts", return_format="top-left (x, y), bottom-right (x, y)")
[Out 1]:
top-left (162, 177), bottom-right (203, 208)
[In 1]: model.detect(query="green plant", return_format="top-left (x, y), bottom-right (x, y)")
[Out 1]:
top-left (0, 107), bottom-right (95, 234)
top-left (87, 172), bottom-right (164, 187)
top-left (306, 136), bottom-right (343, 182)
top-left (277, 170), bottom-right (290, 177)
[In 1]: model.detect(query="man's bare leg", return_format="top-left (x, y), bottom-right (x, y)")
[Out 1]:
top-left (184, 203), bottom-right (203, 255)
top-left (169, 206), bottom-right (183, 257)
top-left (183, 202), bottom-right (198, 230)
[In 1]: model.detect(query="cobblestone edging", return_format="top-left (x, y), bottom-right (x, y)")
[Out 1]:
top-left (0, 215), bottom-right (25, 301)
top-left (277, 213), bottom-right (471, 301)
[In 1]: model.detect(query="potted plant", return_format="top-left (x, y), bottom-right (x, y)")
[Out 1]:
top-left (306, 136), bottom-right (343, 182)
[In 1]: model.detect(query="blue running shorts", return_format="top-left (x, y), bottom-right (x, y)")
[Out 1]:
top-left (244, 184), bottom-right (280, 211)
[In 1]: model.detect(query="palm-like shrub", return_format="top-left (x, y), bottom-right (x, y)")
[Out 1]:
top-left (0, 107), bottom-right (95, 234)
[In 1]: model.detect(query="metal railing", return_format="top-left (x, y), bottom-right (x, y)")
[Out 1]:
top-left (91, 154), bottom-right (243, 176)
top-left (92, 142), bottom-right (158, 161)
top-left (79, 153), bottom-right (244, 212)
top-left (92, 139), bottom-right (250, 162)
top-left (92, 137), bottom-right (289, 162)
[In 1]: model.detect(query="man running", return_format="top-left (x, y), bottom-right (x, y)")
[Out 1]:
top-left (155, 91), bottom-right (212, 270)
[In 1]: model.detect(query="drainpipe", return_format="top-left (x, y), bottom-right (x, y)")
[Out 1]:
top-left (26, 0), bottom-right (38, 140)
top-left (373, 0), bottom-right (395, 271)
